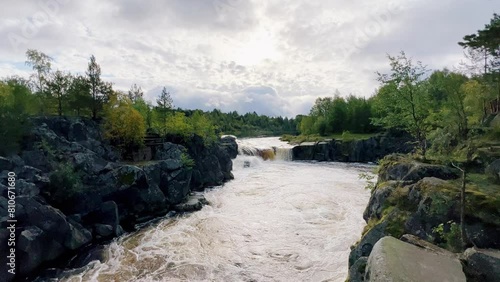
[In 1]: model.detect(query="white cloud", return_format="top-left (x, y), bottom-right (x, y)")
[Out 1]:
top-left (0, 0), bottom-right (499, 117)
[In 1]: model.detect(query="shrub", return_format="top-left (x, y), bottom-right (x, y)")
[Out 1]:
top-left (48, 164), bottom-right (82, 205)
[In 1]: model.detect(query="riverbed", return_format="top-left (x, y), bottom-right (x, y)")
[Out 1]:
top-left (60, 138), bottom-right (373, 282)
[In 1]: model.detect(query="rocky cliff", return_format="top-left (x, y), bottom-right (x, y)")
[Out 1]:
top-left (348, 154), bottom-right (500, 281)
top-left (292, 130), bottom-right (414, 163)
top-left (0, 117), bottom-right (237, 281)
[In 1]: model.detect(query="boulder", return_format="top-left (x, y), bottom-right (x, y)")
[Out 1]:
top-left (94, 224), bottom-right (114, 238)
top-left (83, 201), bottom-right (120, 236)
top-left (348, 256), bottom-right (368, 282)
top-left (485, 159), bottom-right (500, 183)
top-left (154, 142), bottom-right (183, 160)
top-left (363, 181), bottom-right (399, 221)
top-left (173, 194), bottom-right (209, 212)
top-left (365, 236), bottom-right (466, 282)
top-left (220, 135), bottom-right (238, 159)
top-left (378, 155), bottom-right (459, 183)
top-left (462, 247), bottom-right (500, 282)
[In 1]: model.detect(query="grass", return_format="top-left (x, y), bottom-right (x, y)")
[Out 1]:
top-left (280, 133), bottom-right (378, 144)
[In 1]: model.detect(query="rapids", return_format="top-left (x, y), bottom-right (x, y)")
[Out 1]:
top-left (59, 137), bottom-right (373, 282)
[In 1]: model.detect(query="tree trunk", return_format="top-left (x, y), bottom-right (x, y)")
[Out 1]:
top-left (460, 167), bottom-right (466, 248)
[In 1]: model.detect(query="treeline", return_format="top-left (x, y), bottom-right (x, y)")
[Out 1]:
top-left (297, 13), bottom-right (500, 160)
top-left (297, 94), bottom-right (377, 135)
top-left (0, 50), bottom-right (297, 155)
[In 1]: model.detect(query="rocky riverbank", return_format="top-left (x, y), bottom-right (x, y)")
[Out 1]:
top-left (291, 130), bottom-right (414, 162)
top-left (0, 117), bottom-right (237, 281)
top-left (348, 154), bottom-right (500, 281)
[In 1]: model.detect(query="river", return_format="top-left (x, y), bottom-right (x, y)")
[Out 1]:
top-left (59, 137), bottom-right (373, 282)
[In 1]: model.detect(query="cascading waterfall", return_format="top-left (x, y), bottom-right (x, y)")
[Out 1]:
top-left (57, 137), bottom-right (373, 282)
top-left (236, 137), bottom-right (294, 161)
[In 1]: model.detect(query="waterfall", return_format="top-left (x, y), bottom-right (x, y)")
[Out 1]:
top-left (235, 137), bottom-right (294, 162)
top-left (274, 147), bottom-right (293, 161)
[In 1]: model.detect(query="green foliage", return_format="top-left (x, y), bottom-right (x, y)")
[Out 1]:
top-left (0, 80), bottom-right (35, 155)
top-left (48, 164), bottom-right (82, 204)
top-left (103, 93), bottom-right (146, 148)
top-left (299, 94), bottom-right (376, 136)
top-left (181, 152), bottom-right (195, 168)
top-left (358, 172), bottom-right (376, 191)
top-left (372, 51), bottom-right (431, 158)
top-left (432, 221), bottom-right (462, 252)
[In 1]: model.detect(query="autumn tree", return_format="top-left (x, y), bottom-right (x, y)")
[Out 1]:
top-left (103, 92), bottom-right (146, 148)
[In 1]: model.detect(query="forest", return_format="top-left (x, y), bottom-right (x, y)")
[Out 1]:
top-left (293, 13), bottom-right (500, 161)
top-left (1, 13), bottom-right (499, 161)
top-left (0, 52), bottom-right (297, 156)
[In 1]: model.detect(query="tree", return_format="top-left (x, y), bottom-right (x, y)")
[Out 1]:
top-left (86, 55), bottom-right (112, 119)
top-left (25, 49), bottom-right (53, 115)
top-left (67, 75), bottom-right (92, 116)
top-left (428, 70), bottom-right (469, 139)
top-left (0, 79), bottom-right (35, 155)
top-left (459, 14), bottom-right (500, 107)
top-left (156, 87), bottom-right (173, 134)
top-left (373, 52), bottom-right (431, 158)
top-left (128, 83), bottom-right (144, 103)
top-left (103, 92), bottom-right (146, 148)
top-left (46, 70), bottom-right (72, 116)
top-left (25, 49), bottom-right (52, 93)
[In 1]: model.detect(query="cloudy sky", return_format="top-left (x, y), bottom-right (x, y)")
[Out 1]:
top-left (0, 0), bottom-right (498, 117)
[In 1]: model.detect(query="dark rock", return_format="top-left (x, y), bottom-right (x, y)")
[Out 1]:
top-left (462, 247), bottom-right (500, 282)
top-left (292, 131), bottom-right (414, 163)
top-left (348, 257), bottom-right (368, 282)
top-left (220, 135), bottom-right (238, 159)
top-left (154, 142), bottom-right (183, 160)
top-left (162, 169), bottom-right (192, 205)
top-left (363, 181), bottom-right (399, 221)
top-left (94, 224), bottom-right (113, 238)
top-left (349, 218), bottom-right (389, 267)
top-left (17, 226), bottom-right (46, 275)
top-left (16, 179), bottom-right (39, 197)
top-left (173, 194), bottom-right (208, 212)
top-left (465, 223), bottom-right (500, 249)
top-left (64, 223), bottom-right (92, 250)
top-left (0, 156), bottom-right (14, 171)
top-left (485, 159), bottom-right (500, 183)
top-left (378, 155), bottom-right (459, 183)
top-left (83, 201), bottom-right (120, 236)
top-left (72, 153), bottom-right (109, 175)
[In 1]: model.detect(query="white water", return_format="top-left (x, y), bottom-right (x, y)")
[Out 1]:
top-left (60, 138), bottom-right (373, 282)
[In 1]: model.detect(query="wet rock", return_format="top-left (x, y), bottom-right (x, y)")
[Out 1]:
top-left (94, 224), bottom-right (113, 238)
top-left (64, 223), bottom-right (92, 250)
top-left (173, 194), bottom-right (209, 212)
top-left (365, 236), bottom-right (466, 282)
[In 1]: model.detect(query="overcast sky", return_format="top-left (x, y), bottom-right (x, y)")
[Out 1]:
top-left (0, 0), bottom-right (499, 117)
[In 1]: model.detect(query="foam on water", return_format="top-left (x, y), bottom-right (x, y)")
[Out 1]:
top-left (60, 138), bottom-right (373, 282)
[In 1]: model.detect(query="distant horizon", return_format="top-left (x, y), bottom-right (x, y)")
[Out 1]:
top-left (1, 0), bottom-right (498, 117)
